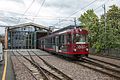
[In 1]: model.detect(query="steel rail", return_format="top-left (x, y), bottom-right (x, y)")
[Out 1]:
top-left (31, 50), bottom-right (73, 80)
top-left (16, 51), bottom-right (50, 80)
top-left (75, 57), bottom-right (120, 79)
top-left (26, 51), bottom-right (65, 80)
top-left (91, 54), bottom-right (120, 60)
top-left (82, 58), bottom-right (120, 74)
top-left (88, 57), bottom-right (120, 68)
top-left (37, 49), bottom-right (120, 79)
top-left (73, 61), bottom-right (120, 79)
top-left (12, 51), bottom-right (38, 80)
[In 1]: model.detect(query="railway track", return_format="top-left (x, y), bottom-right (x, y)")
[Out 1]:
top-left (72, 57), bottom-right (120, 80)
top-left (28, 50), bottom-right (73, 80)
top-left (34, 50), bottom-right (120, 79)
top-left (16, 50), bottom-right (72, 80)
top-left (12, 51), bottom-right (38, 80)
top-left (87, 57), bottom-right (120, 68)
top-left (91, 54), bottom-right (120, 60)
top-left (16, 51), bottom-right (62, 80)
top-left (12, 50), bottom-right (120, 80)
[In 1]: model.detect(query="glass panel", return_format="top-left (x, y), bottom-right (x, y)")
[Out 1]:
top-left (67, 34), bottom-right (71, 43)
top-left (73, 34), bottom-right (88, 43)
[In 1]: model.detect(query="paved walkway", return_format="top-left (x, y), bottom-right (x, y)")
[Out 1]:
top-left (0, 61), bottom-right (4, 80)
top-left (2, 51), bottom-right (15, 80)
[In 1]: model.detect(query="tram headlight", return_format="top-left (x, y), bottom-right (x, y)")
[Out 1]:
top-left (73, 49), bottom-right (76, 52)
top-left (86, 48), bottom-right (89, 51)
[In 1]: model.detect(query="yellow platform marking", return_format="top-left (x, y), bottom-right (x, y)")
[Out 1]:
top-left (2, 51), bottom-right (7, 80)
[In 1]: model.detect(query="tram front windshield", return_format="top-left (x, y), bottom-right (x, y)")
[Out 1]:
top-left (74, 34), bottom-right (87, 43)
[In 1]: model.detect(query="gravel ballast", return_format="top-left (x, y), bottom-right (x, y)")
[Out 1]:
top-left (89, 55), bottom-right (120, 66)
top-left (35, 55), bottom-right (117, 80)
top-left (11, 49), bottom-right (119, 80)
top-left (11, 56), bottom-right (36, 80)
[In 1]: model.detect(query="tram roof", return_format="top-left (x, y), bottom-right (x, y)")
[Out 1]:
top-left (52, 25), bottom-right (83, 34)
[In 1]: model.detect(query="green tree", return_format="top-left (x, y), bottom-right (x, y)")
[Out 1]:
top-left (78, 9), bottom-right (102, 52)
top-left (107, 5), bottom-right (120, 48)
top-left (101, 5), bottom-right (120, 49)
top-left (78, 5), bottom-right (120, 53)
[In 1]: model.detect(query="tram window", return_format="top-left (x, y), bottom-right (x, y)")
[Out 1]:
top-left (61, 35), bottom-right (62, 44)
top-left (50, 38), bottom-right (52, 43)
top-left (44, 39), bottom-right (45, 44)
top-left (56, 36), bottom-right (59, 45)
top-left (51, 37), bottom-right (53, 44)
top-left (61, 35), bottom-right (64, 43)
top-left (48, 38), bottom-right (52, 44)
top-left (47, 38), bottom-right (49, 43)
top-left (53, 37), bottom-right (55, 44)
top-left (42, 40), bottom-right (44, 44)
top-left (64, 34), bottom-right (67, 44)
top-left (73, 34), bottom-right (87, 43)
top-left (61, 34), bottom-right (66, 44)
top-left (41, 40), bottom-right (43, 45)
top-left (46, 39), bottom-right (48, 44)
top-left (59, 35), bottom-right (61, 44)
top-left (51, 38), bottom-right (52, 43)
top-left (67, 34), bottom-right (71, 43)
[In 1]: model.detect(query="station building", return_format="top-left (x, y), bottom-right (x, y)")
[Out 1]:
top-left (5, 22), bottom-right (51, 49)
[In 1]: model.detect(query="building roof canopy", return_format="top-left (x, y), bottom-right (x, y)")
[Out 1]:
top-left (8, 22), bottom-right (50, 31)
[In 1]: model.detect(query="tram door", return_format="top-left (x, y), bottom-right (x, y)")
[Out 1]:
top-left (55, 36), bottom-right (59, 52)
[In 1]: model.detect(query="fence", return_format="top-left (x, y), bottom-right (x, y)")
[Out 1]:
top-left (90, 48), bottom-right (120, 58)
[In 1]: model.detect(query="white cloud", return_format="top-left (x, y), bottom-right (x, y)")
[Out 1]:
top-left (0, 0), bottom-right (25, 13)
top-left (0, 0), bottom-right (120, 34)
top-left (0, 21), bottom-right (8, 34)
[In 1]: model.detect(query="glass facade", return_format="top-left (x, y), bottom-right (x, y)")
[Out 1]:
top-left (7, 26), bottom-right (49, 49)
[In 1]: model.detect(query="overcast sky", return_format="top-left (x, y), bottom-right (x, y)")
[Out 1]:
top-left (0, 0), bottom-right (120, 34)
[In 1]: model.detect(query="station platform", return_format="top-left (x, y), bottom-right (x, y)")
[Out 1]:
top-left (0, 61), bottom-right (4, 80)
top-left (1, 50), bottom-right (15, 80)
top-left (1, 49), bottom-right (50, 80)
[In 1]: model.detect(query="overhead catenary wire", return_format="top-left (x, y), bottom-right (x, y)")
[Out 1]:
top-left (52, 0), bottom-right (97, 26)
top-left (1, 0), bottom-right (112, 27)
top-left (2, 0), bottom-right (97, 26)
top-left (94, 0), bottom-right (108, 12)
top-left (1, 4), bottom-right (102, 24)
top-left (0, 16), bottom-right (76, 22)
top-left (94, 4), bottom-right (104, 11)
top-left (53, 0), bottom-right (111, 27)
top-left (18, 0), bottom-right (35, 24)
top-left (33, 0), bottom-right (46, 22)
top-left (68, 0), bottom-right (97, 17)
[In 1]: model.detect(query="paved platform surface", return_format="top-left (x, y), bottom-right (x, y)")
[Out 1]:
top-left (0, 61), bottom-right (4, 80)
top-left (2, 51), bottom-right (15, 80)
top-left (6, 51), bottom-right (15, 80)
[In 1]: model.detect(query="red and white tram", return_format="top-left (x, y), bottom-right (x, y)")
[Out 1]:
top-left (38, 26), bottom-right (89, 59)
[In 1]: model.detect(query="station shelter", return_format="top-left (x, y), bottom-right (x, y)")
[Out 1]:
top-left (5, 22), bottom-right (51, 49)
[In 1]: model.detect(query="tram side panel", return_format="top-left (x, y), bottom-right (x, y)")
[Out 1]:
top-left (38, 28), bottom-right (89, 58)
